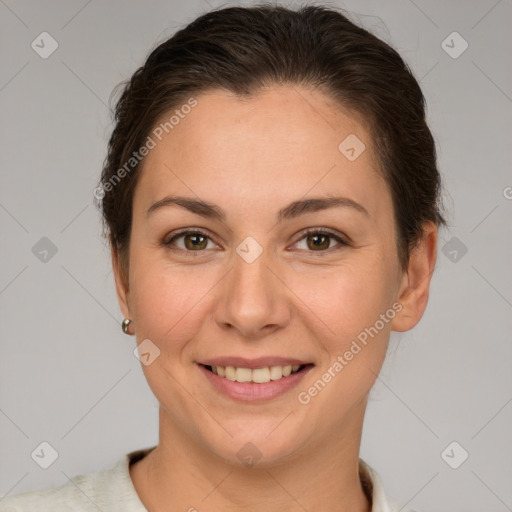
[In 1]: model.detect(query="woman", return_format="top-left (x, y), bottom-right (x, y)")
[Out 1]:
top-left (2, 3), bottom-right (444, 511)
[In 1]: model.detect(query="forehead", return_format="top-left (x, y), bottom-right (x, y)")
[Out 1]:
top-left (134, 85), bottom-right (390, 221)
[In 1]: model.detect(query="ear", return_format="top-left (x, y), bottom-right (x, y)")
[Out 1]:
top-left (391, 221), bottom-right (438, 332)
top-left (111, 245), bottom-right (131, 321)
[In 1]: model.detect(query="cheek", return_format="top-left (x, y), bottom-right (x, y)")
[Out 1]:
top-left (291, 262), bottom-right (396, 417)
top-left (129, 258), bottom-right (220, 350)
top-left (127, 262), bottom-right (215, 408)
top-left (290, 256), bottom-right (397, 342)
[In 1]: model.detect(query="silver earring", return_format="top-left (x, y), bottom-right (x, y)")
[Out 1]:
top-left (122, 318), bottom-right (132, 335)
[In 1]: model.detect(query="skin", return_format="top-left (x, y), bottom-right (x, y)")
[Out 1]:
top-left (112, 84), bottom-right (438, 512)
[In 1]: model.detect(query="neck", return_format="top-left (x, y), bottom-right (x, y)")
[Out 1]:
top-left (131, 401), bottom-right (371, 512)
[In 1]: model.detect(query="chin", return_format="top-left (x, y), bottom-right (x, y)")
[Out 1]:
top-left (204, 421), bottom-right (310, 469)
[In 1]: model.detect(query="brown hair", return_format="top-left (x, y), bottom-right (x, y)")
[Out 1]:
top-left (97, 3), bottom-right (445, 284)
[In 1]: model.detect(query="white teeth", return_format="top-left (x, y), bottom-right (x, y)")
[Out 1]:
top-left (208, 364), bottom-right (303, 383)
top-left (235, 367), bottom-right (252, 383)
top-left (225, 366), bottom-right (236, 381)
top-left (270, 366), bottom-right (283, 380)
top-left (252, 367), bottom-right (271, 383)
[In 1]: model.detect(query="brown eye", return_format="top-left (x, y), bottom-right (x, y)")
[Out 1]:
top-left (306, 233), bottom-right (331, 251)
top-left (164, 230), bottom-right (215, 252)
top-left (183, 233), bottom-right (208, 250)
top-left (293, 229), bottom-right (346, 253)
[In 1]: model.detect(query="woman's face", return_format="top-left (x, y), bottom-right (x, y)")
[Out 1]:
top-left (114, 85), bottom-right (426, 465)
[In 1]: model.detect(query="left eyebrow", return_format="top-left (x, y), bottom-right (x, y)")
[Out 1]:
top-left (276, 196), bottom-right (369, 222)
top-left (146, 195), bottom-right (369, 221)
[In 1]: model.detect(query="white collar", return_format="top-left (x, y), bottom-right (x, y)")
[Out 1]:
top-left (359, 458), bottom-right (414, 512)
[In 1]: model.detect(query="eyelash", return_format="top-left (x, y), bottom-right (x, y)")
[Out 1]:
top-left (163, 227), bottom-right (349, 256)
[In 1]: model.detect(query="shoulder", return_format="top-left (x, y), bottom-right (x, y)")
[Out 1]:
top-left (0, 447), bottom-right (155, 512)
top-left (359, 458), bottom-right (420, 512)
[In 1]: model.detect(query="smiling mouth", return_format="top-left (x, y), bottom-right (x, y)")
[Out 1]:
top-left (201, 364), bottom-right (312, 384)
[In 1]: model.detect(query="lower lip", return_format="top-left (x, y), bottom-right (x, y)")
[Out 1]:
top-left (198, 364), bottom-right (313, 402)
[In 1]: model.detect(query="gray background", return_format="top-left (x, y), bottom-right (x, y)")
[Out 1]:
top-left (1, 0), bottom-right (511, 510)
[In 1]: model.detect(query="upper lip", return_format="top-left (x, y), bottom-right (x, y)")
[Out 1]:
top-left (199, 357), bottom-right (313, 369)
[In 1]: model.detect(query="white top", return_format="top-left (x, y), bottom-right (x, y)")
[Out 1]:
top-left (0, 446), bottom-right (415, 512)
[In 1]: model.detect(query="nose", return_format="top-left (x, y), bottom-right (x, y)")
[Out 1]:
top-left (214, 247), bottom-right (291, 340)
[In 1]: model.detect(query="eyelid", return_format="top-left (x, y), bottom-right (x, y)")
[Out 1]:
top-left (164, 227), bottom-right (212, 242)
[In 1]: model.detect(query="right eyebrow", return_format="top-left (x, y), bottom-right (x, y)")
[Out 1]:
top-left (147, 196), bottom-right (225, 221)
